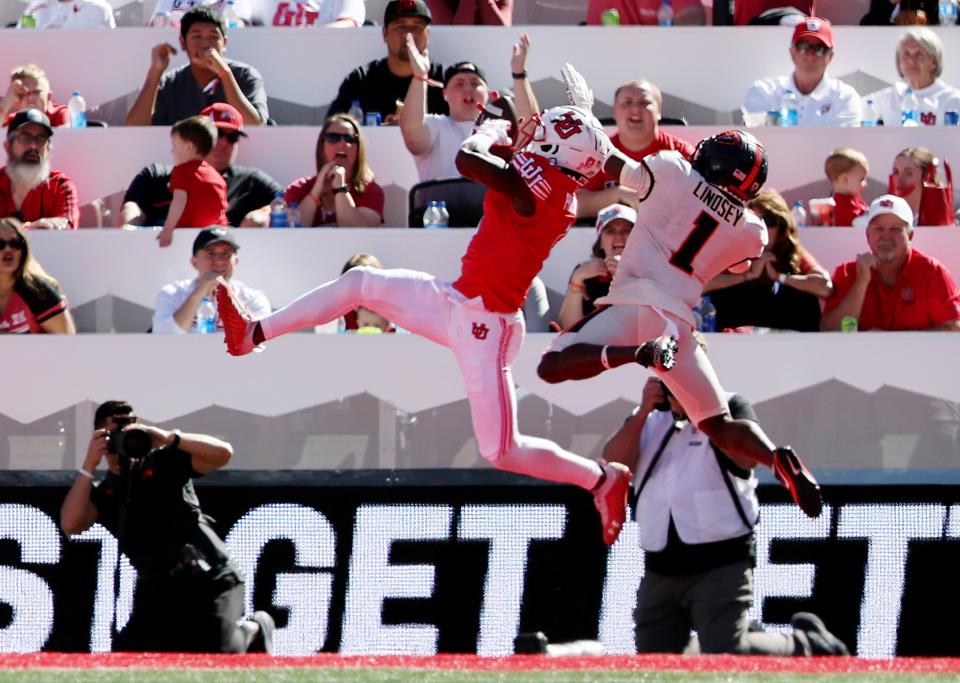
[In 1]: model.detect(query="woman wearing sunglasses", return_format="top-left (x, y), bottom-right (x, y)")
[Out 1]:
top-left (0, 217), bottom-right (75, 334)
top-left (284, 114), bottom-right (385, 227)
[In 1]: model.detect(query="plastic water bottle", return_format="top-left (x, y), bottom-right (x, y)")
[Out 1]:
top-left (269, 192), bottom-right (288, 228)
top-left (657, 0), bottom-right (674, 26)
top-left (780, 90), bottom-right (799, 127)
top-left (940, 0), bottom-right (958, 25)
top-left (862, 98), bottom-right (881, 127)
top-left (348, 100), bottom-right (365, 124)
top-left (437, 201), bottom-right (450, 228)
top-left (422, 200), bottom-right (445, 229)
top-left (196, 296), bottom-right (217, 334)
top-left (68, 92), bottom-right (87, 128)
top-left (287, 201), bottom-right (302, 228)
top-left (699, 296), bottom-right (717, 333)
top-left (901, 88), bottom-right (920, 127)
top-left (223, 0), bottom-right (240, 27)
top-left (791, 200), bottom-right (808, 228)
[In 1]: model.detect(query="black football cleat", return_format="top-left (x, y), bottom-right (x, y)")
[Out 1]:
top-left (635, 336), bottom-right (678, 372)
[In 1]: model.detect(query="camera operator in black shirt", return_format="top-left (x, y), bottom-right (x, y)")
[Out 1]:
top-left (60, 400), bottom-right (274, 653)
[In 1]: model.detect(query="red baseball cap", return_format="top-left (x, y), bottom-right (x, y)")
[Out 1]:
top-left (791, 17), bottom-right (833, 50)
top-left (200, 103), bottom-right (247, 137)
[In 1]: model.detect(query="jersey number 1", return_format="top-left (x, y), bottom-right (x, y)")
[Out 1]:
top-left (669, 211), bottom-right (719, 274)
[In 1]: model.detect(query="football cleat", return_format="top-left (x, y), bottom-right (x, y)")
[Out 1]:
top-left (592, 462), bottom-right (632, 545)
top-left (215, 282), bottom-right (259, 356)
top-left (635, 336), bottom-right (678, 372)
top-left (773, 447), bottom-right (823, 518)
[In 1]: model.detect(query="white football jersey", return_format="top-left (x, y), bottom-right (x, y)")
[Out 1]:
top-left (149, 0), bottom-right (253, 24)
top-left (600, 151), bottom-right (766, 324)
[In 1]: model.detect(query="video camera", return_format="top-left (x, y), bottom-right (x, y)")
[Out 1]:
top-left (107, 416), bottom-right (153, 462)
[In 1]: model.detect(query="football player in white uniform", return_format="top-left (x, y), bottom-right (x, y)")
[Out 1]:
top-left (538, 130), bottom-right (823, 519)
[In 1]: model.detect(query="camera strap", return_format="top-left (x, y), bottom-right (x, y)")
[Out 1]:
top-left (632, 420), bottom-right (680, 511)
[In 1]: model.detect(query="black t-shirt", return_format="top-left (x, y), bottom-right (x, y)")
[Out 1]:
top-left (123, 163), bottom-right (282, 227)
top-left (328, 58), bottom-right (448, 119)
top-left (709, 280), bottom-right (821, 332)
top-left (90, 447), bottom-right (238, 584)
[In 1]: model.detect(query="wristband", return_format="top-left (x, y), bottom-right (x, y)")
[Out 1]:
top-left (170, 430), bottom-right (182, 450)
top-left (332, 186), bottom-right (350, 195)
top-left (778, 273), bottom-right (788, 285)
top-left (511, 70), bottom-right (527, 80)
top-left (77, 468), bottom-right (95, 481)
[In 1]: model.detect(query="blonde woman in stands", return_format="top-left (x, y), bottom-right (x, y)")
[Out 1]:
top-left (283, 114), bottom-right (385, 227)
top-left (0, 218), bottom-right (75, 334)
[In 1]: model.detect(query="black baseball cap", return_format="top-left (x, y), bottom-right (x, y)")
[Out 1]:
top-left (193, 227), bottom-right (239, 255)
top-left (7, 108), bottom-right (53, 137)
top-left (443, 61), bottom-right (487, 87)
top-left (383, 0), bottom-right (431, 26)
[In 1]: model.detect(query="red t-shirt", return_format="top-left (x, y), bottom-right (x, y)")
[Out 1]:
top-left (0, 278), bottom-right (67, 334)
top-left (454, 152), bottom-right (577, 313)
top-left (734, 0), bottom-right (814, 24)
top-left (0, 168), bottom-right (78, 228)
top-left (284, 175), bottom-right (385, 226)
top-left (586, 0), bottom-right (704, 24)
top-left (823, 248), bottom-right (960, 330)
top-left (832, 193), bottom-right (868, 228)
top-left (3, 103), bottom-right (69, 128)
top-left (582, 130), bottom-right (695, 192)
top-left (169, 159), bottom-right (228, 228)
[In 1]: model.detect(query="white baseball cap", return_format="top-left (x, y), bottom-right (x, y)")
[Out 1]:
top-left (596, 203), bottom-right (637, 234)
top-left (853, 194), bottom-right (914, 229)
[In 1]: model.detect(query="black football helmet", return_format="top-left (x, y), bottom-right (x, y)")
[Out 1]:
top-left (692, 130), bottom-right (768, 202)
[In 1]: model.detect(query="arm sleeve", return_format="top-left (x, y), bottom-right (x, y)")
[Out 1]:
top-left (727, 393), bottom-right (757, 423)
top-left (152, 282), bottom-right (190, 335)
top-left (619, 157), bottom-right (653, 201)
top-left (743, 78), bottom-right (776, 114)
top-left (820, 262), bottom-right (855, 318)
top-left (22, 278), bottom-right (67, 323)
top-left (925, 262), bottom-right (960, 325)
top-left (53, 175), bottom-right (79, 229)
top-left (232, 63), bottom-right (269, 123)
top-left (168, 164), bottom-right (188, 193)
top-left (355, 182), bottom-right (385, 222)
top-left (283, 176), bottom-right (313, 205)
top-left (523, 276), bottom-right (551, 332)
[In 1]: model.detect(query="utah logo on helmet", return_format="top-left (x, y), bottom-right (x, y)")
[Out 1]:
top-left (517, 105), bottom-right (610, 186)
top-left (692, 130), bottom-right (768, 202)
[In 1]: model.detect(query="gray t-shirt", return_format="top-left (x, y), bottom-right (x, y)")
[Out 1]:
top-left (152, 59), bottom-right (269, 125)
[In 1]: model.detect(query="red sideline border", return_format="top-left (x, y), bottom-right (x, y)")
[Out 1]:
top-left (3, 654), bottom-right (960, 674)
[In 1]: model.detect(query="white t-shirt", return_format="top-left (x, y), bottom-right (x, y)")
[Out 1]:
top-left (413, 115), bottom-right (473, 182)
top-left (148, 0), bottom-right (254, 24)
top-left (251, 0), bottom-right (364, 26)
top-left (866, 79), bottom-right (960, 127)
top-left (743, 73), bottom-right (862, 126)
top-left (19, 0), bottom-right (116, 28)
top-left (152, 277), bottom-right (270, 334)
top-left (599, 151), bottom-right (766, 325)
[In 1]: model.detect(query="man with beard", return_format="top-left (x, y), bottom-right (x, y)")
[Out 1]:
top-left (0, 109), bottom-right (78, 230)
top-left (821, 194), bottom-right (960, 332)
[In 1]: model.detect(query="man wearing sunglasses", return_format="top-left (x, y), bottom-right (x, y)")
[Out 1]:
top-left (743, 17), bottom-right (862, 127)
top-left (0, 109), bottom-right (78, 230)
top-left (122, 103), bottom-right (282, 228)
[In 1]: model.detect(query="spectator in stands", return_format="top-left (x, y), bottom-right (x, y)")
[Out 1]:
top-left (604, 373), bottom-right (847, 656)
top-left (577, 79), bottom-right (694, 219)
top-left (158, 116), bottom-right (228, 248)
top-left (147, 0), bottom-right (253, 26)
top-left (824, 148), bottom-right (869, 227)
top-left (890, 146), bottom-right (954, 226)
top-left (252, 0), bottom-right (364, 26)
top-left (733, 0), bottom-right (812, 24)
top-left (18, 0), bottom-right (115, 28)
top-left (865, 28), bottom-right (960, 127)
top-left (0, 217), bottom-right (75, 334)
top-left (705, 189), bottom-right (830, 332)
top-left (557, 204), bottom-right (635, 330)
top-left (427, 0), bottom-right (512, 24)
top-left (821, 194), bottom-right (960, 331)
top-left (153, 227), bottom-right (269, 334)
top-left (339, 253), bottom-right (395, 333)
top-left (126, 6), bottom-right (269, 127)
top-left (122, 104), bottom-right (282, 229)
top-left (401, 37), bottom-right (490, 181)
top-left (743, 17), bottom-right (861, 127)
top-left (328, 0), bottom-right (448, 122)
top-left (587, 0), bottom-right (705, 25)
top-left (0, 65), bottom-right (69, 129)
top-left (0, 110), bottom-right (78, 230)
top-left (861, 0), bottom-right (938, 25)
top-left (283, 115), bottom-right (384, 227)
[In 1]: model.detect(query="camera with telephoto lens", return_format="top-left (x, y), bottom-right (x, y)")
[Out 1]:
top-left (107, 417), bottom-right (153, 462)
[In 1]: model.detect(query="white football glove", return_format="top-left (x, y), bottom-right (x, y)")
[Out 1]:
top-left (561, 62), bottom-right (594, 111)
top-left (475, 117), bottom-right (513, 146)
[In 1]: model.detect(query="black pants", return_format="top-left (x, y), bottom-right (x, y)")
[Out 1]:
top-left (114, 574), bottom-right (254, 653)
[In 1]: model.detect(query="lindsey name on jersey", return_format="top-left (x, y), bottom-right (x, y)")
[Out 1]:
top-left (691, 180), bottom-right (744, 226)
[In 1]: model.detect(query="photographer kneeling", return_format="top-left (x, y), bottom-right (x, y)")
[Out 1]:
top-left (60, 400), bottom-right (274, 653)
